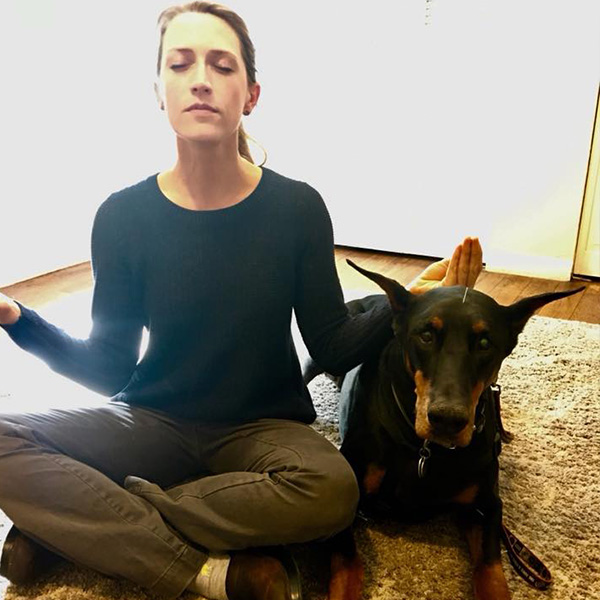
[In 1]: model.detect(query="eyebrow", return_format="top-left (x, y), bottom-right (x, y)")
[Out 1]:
top-left (167, 47), bottom-right (237, 60)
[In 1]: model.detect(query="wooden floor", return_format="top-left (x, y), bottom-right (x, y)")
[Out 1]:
top-left (335, 247), bottom-right (599, 323)
top-left (1, 248), bottom-right (599, 324)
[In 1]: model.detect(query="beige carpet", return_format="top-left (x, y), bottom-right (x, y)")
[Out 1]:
top-left (0, 289), bottom-right (599, 600)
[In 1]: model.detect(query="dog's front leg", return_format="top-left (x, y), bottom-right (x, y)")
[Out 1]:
top-left (326, 527), bottom-right (364, 600)
top-left (459, 496), bottom-right (511, 600)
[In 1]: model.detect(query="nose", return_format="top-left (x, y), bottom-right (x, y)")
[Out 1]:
top-left (191, 63), bottom-right (212, 94)
top-left (427, 404), bottom-right (469, 434)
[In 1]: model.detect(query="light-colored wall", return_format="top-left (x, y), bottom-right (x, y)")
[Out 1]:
top-left (2, 0), bottom-right (598, 286)
top-left (248, 1), bottom-right (600, 281)
top-left (0, 0), bottom-right (174, 286)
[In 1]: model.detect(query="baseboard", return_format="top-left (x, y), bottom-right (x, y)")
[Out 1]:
top-left (484, 253), bottom-right (574, 281)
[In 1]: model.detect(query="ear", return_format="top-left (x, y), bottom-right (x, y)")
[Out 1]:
top-left (245, 81), bottom-right (261, 113)
top-left (347, 259), bottom-right (413, 313)
top-left (506, 286), bottom-right (585, 335)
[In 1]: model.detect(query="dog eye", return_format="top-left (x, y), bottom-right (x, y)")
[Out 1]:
top-left (419, 331), bottom-right (434, 344)
top-left (477, 336), bottom-right (491, 351)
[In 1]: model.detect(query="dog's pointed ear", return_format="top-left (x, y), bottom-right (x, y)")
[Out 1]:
top-left (506, 286), bottom-right (585, 335)
top-left (347, 259), bottom-right (412, 312)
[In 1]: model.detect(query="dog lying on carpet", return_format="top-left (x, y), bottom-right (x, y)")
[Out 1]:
top-left (303, 260), bottom-right (584, 600)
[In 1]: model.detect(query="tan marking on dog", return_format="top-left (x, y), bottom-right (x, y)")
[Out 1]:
top-left (430, 316), bottom-right (444, 330)
top-left (363, 463), bottom-right (386, 495)
top-left (473, 562), bottom-right (511, 600)
top-left (414, 370), bottom-right (432, 439)
top-left (453, 483), bottom-right (479, 505)
top-left (329, 552), bottom-right (364, 600)
top-left (473, 320), bottom-right (488, 333)
top-left (454, 381), bottom-right (485, 447)
top-left (464, 522), bottom-right (511, 599)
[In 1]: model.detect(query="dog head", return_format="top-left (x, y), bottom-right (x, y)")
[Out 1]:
top-left (348, 259), bottom-right (585, 448)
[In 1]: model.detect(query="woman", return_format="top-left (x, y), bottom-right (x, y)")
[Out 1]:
top-left (0, 3), bottom-right (482, 600)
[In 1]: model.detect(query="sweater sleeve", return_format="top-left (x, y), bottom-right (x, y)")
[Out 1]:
top-left (0, 198), bottom-right (145, 395)
top-left (293, 184), bottom-right (394, 374)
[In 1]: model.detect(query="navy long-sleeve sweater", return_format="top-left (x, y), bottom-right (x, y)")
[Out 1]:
top-left (1, 167), bottom-right (393, 423)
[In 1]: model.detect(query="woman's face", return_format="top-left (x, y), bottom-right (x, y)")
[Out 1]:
top-left (156, 12), bottom-right (259, 147)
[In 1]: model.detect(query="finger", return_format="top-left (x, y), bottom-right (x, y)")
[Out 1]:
top-left (444, 245), bottom-right (461, 286)
top-left (457, 238), bottom-right (472, 286)
top-left (468, 237), bottom-right (483, 287)
top-left (425, 258), bottom-right (450, 282)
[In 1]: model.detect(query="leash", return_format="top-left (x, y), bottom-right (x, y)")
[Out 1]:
top-left (390, 382), bottom-right (552, 590)
top-left (501, 522), bottom-right (552, 590)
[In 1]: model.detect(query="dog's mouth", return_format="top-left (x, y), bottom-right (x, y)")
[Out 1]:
top-left (428, 433), bottom-right (465, 450)
top-left (414, 372), bottom-right (483, 448)
top-left (417, 419), bottom-right (475, 449)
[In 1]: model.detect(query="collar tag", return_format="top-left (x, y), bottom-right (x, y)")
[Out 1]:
top-left (418, 440), bottom-right (432, 478)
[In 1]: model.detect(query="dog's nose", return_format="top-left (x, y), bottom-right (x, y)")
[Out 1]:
top-left (428, 405), bottom-right (469, 434)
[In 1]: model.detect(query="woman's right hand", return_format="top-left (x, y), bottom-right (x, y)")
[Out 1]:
top-left (0, 292), bottom-right (21, 325)
top-left (407, 237), bottom-right (483, 294)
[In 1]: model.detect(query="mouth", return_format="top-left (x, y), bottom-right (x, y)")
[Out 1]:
top-left (185, 103), bottom-right (218, 113)
top-left (418, 423), bottom-right (474, 449)
top-left (427, 430), bottom-right (472, 449)
top-left (426, 411), bottom-right (476, 448)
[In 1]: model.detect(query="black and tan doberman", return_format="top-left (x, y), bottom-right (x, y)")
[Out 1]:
top-left (304, 260), bottom-right (584, 600)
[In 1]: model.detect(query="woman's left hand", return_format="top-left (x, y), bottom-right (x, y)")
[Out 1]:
top-left (407, 237), bottom-right (483, 294)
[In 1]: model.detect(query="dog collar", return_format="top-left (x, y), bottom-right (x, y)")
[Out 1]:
top-left (390, 383), bottom-right (487, 478)
top-left (390, 382), bottom-right (417, 434)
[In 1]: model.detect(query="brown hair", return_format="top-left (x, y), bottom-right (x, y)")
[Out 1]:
top-left (156, 2), bottom-right (265, 165)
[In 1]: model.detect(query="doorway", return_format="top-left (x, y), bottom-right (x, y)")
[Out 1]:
top-left (574, 88), bottom-right (600, 279)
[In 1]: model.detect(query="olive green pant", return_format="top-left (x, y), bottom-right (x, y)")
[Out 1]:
top-left (0, 402), bottom-right (359, 597)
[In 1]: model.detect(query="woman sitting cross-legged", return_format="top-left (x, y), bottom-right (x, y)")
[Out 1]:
top-left (0, 3), bottom-right (482, 599)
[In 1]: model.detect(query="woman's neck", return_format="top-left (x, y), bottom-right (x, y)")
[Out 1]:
top-left (160, 140), bottom-right (261, 211)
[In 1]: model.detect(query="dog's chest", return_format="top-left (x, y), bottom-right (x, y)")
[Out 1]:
top-left (355, 424), bottom-right (498, 517)
top-left (362, 382), bottom-right (499, 508)
top-left (376, 448), bottom-right (480, 508)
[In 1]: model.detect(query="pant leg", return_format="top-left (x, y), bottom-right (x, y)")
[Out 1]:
top-left (126, 418), bottom-right (359, 551)
top-left (0, 402), bottom-right (206, 598)
top-left (338, 365), bottom-right (362, 441)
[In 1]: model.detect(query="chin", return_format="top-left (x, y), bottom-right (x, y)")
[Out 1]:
top-left (429, 427), bottom-right (474, 449)
top-left (177, 128), bottom-right (223, 144)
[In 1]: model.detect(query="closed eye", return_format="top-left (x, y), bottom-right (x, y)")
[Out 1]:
top-left (170, 64), bottom-right (233, 73)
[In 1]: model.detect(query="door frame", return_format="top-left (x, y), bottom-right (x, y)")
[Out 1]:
top-left (574, 86), bottom-right (600, 278)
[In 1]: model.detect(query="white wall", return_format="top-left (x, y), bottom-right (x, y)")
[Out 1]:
top-left (1, 0), bottom-right (598, 286)
top-left (0, 0), bottom-right (175, 286)
top-left (245, 0), bottom-right (600, 280)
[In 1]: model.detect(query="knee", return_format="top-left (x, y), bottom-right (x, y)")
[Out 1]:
top-left (0, 419), bottom-right (32, 450)
top-left (319, 460), bottom-right (360, 534)
top-left (298, 453), bottom-right (359, 539)
top-left (0, 419), bottom-right (42, 476)
top-left (0, 420), bottom-right (31, 496)
top-left (0, 420), bottom-right (19, 450)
